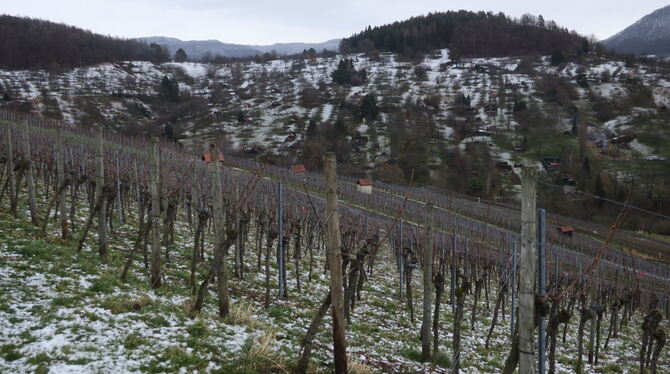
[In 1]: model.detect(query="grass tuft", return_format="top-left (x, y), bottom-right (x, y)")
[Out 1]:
top-left (347, 358), bottom-right (374, 374)
top-left (88, 275), bottom-right (118, 294)
top-left (225, 301), bottom-right (261, 329)
top-left (235, 330), bottom-right (288, 373)
top-left (100, 295), bottom-right (150, 314)
top-left (1, 344), bottom-right (23, 362)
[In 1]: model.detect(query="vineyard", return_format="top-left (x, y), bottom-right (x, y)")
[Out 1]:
top-left (0, 111), bottom-right (669, 373)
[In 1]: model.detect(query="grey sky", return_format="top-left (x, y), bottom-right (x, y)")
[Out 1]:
top-left (4, 1), bottom-right (669, 45)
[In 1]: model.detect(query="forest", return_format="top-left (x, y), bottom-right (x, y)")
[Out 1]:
top-left (339, 11), bottom-right (590, 59)
top-left (0, 15), bottom-right (168, 70)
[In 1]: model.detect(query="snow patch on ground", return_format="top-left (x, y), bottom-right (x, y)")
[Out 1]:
top-left (629, 139), bottom-right (654, 156)
top-left (166, 62), bottom-right (209, 78)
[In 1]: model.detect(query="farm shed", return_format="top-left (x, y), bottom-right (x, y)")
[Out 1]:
top-left (290, 164), bottom-right (306, 173)
top-left (202, 153), bottom-right (224, 163)
top-left (557, 226), bottom-right (574, 238)
top-left (356, 178), bottom-right (373, 194)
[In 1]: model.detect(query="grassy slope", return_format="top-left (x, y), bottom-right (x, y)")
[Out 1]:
top-left (0, 187), bottom-right (668, 373)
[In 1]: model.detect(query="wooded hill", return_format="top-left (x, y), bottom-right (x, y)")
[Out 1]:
top-left (0, 15), bottom-right (168, 70)
top-left (340, 11), bottom-right (590, 59)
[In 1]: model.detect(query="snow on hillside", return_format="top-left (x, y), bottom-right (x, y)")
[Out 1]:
top-left (166, 62), bottom-right (209, 78)
top-left (1, 48), bottom-right (669, 175)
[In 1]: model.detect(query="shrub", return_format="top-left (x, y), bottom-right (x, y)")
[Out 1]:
top-left (300, 87), bottom-right (320, 108)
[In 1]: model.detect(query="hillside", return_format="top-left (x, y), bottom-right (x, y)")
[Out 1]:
top-left (136, 37), bottom-right (264, 59)
top-left (2, 43), bottom-right (670, 234)
top-left (137, 37), bottom-right (341, 59)
top-left (340, 11), bottom-right (588, 58)
top-left (251, 39), bottom-right (341, 55)
top-left (0, 15), bottom-right (166, 69)
top-left (604, 5), bottom-right (670, 56)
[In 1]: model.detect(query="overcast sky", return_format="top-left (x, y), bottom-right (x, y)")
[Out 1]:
top-left (4, 1), bottom-right (669, 45)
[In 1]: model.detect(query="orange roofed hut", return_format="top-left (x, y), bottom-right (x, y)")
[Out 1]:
top-left (202, 153), bottom-right (224, 163)
top-left (290, 164), bottom-right (306, 173)
top-left (356, 178), bottom-right (373, 194)
top-left (557, 226), bottom-right (574, 238)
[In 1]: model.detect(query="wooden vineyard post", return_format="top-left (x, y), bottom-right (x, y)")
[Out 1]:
top-left (115, 152), bottom-right (124, 225)
top-left (23, 122), bottom-right (38, 225)
top-left (421, 203), bottom-right (434, 361)
top-left (399, 219), bottom-right (404, 300)
top-left (451, 233), bottom-right (457, 314)
top-left (277, 181), bottom-right (287, 298)
top-left (56, 129), bottom-right (68, 239)
top-left (133, 159), bottom-right (141, 202)
top-left (538, 208), bottom-right (547, 374)
top-left (6, 123), bottom-right (17, 217)
top-left (96, 128), bottom-right (107, 260)
top-left (234, 185), bottom-right (242, 279)
top-left (511, 241), bottom-right (517, 337)
top-left (323, 152), bottom-right (347, 374)
top-left (150, 138), bottom-right (162, 288)
top-left (210, 143), bottom-right (229, 317)
top-left (519, 168), bottom-right (538, 374)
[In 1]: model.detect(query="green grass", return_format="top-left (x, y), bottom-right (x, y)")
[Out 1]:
top-left (140, 345), bottom-right (207, 373)
top-left (123, 333), bottom-right (149, 350)
top-left (88, 275), bottom-right (119, 294)
top-left (187, 319), bottom-right (209, 338)
top-left (1, 344), bottom-right (23, 362)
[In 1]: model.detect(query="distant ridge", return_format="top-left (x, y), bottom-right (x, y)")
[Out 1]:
top-left (136, 36), bottom-right (340, 59)
top-left (603, 5), bottom-right (670, 57)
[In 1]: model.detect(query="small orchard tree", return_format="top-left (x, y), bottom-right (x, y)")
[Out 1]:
top-left (149, 43), bottom-right (169, 63)
top-left (359, 93), bottom-right (379, 121)
top-left (159, 76), bottom-right (180, 102)
top-left (551, 49), bottom-right (566, 66)
top-left (331, 59), bottom-right (367, 85)
top-left (174, 48), bottom-right (188, 62)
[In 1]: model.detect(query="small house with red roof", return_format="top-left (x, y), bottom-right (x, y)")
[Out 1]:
top-left (557, 226), bottom-right (574, 238)
top-left (290, 164), bottom-right (306, 173)
top-left (202, 153), bottom-right (224, 163)
top-left (356, 178), bottom-right (373, 194)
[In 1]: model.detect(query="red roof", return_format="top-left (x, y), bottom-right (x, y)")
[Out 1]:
top-left (357, 178), bottom-right (373, 187)
top-left (558, 226), bottom-right (574, 233)
top-left (290, 164), bottom-right (306, 173)
top-left (202, 153), bottom-right (224, 163)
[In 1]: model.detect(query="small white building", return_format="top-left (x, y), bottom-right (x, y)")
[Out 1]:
top-left (356, 179), bottom-right (373, 194)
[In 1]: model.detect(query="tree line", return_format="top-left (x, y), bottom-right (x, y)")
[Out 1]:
top-left (340, 11), bottom-right (590, 59)
top-left (0, 15), bottom-right (169, 69)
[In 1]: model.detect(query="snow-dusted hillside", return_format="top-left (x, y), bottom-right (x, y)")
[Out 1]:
top-left (1, 49), bottom-right (669, 195)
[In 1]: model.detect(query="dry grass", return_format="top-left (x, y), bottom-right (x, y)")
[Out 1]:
top-left (100, 295), bottom-right (151, 314)
top-left (238, 330), bottom-right (289, 373)
top-left (226, 300), bottom-right (262, 329)
top-left (347, 358), bottom-right (374, 374)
